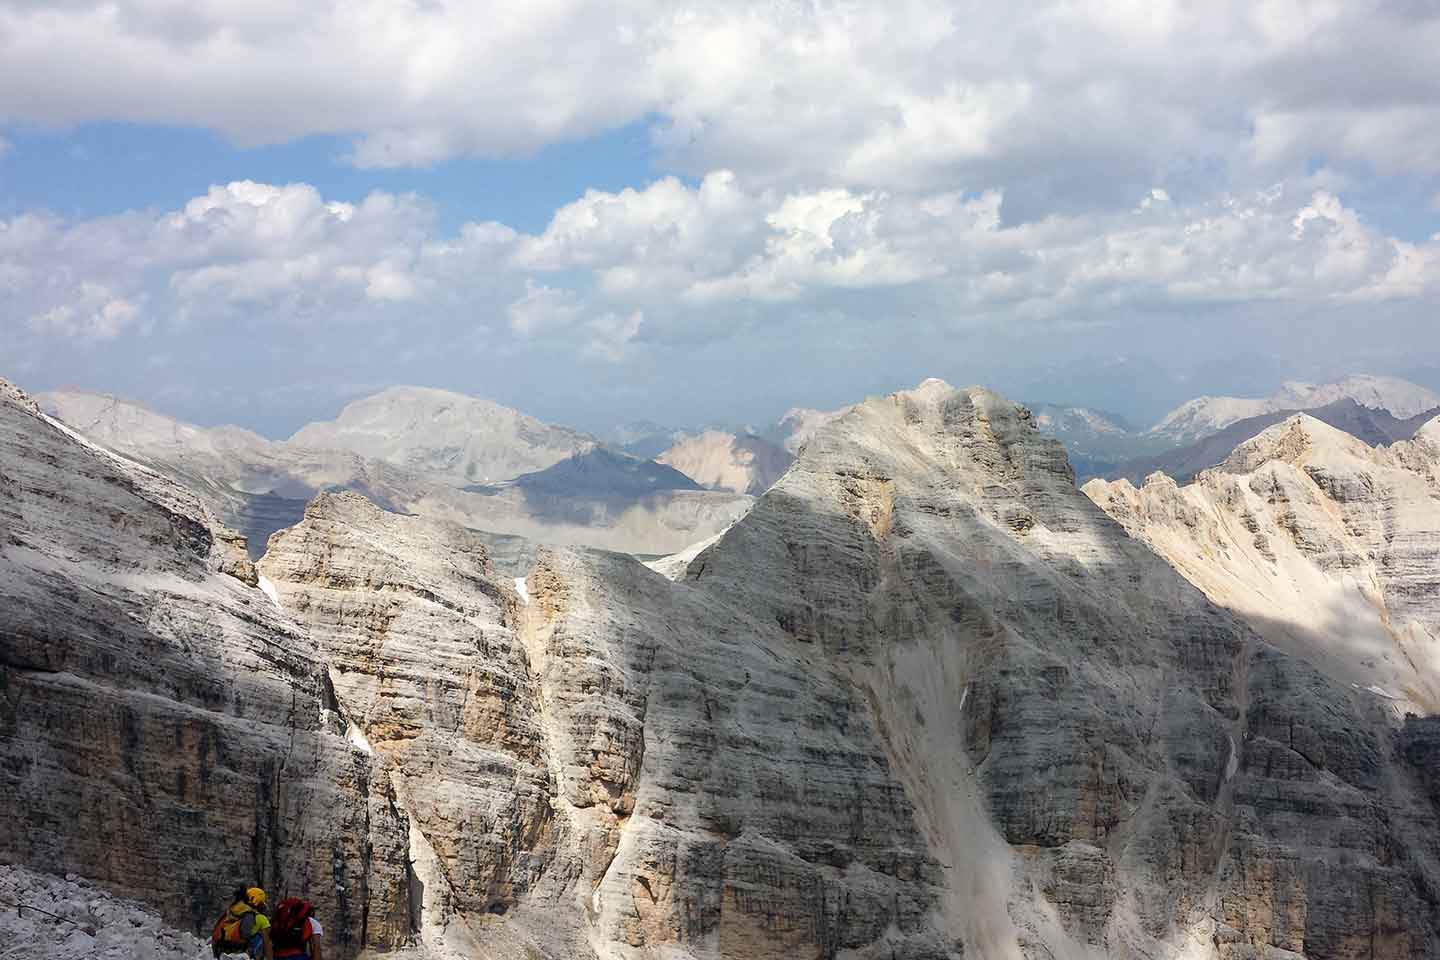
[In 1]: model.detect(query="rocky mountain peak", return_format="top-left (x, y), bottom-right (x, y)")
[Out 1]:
top-left (289, 384), bottom-right (594, 485)
top-left (0, 376), bottom-right (43, 416)
top-left (784, 380), bottom-right (1071, 496)
top-left (1219, 412), bottom-right (1377, 474)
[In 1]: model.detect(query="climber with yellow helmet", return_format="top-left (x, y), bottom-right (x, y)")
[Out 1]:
top-left (210, 886), bottom-right (274, 959)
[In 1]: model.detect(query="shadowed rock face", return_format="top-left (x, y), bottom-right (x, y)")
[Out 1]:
top-left (7, 377), bottom-right (1440, 959)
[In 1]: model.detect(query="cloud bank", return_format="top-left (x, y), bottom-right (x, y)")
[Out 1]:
top-left (5, 175), bottom-right (1435, 368)
top-left (1, 0), bottom-right (1437, 430)
top-left (3, 0), bottom-right (1438, 198)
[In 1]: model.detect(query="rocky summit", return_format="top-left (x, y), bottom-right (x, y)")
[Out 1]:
top-left (3, 377), bottom-right (1439, 959)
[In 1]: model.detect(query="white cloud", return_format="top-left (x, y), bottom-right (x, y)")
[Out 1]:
top-left (28, 288), bottom-right (141, 342)
top-left (585, 310), bottom-right (645, 363)
top-left (507, 280), bottom-right (584, 336)
top-left (2, 0), bottom-right (1438, 198)
top-left (4, 176), bottom-right (1436, 367)
top-left (514, 175), bottom-right (1440, 315)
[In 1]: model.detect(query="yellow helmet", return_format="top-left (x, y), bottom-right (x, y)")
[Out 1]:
top-left (246, 887), bottom-right (267, 909)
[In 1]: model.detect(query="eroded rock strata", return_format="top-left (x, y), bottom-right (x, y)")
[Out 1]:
top-left (5, 377), bottom-right (1439, 958)
top-left (0, 380), bottom-right (414, 955)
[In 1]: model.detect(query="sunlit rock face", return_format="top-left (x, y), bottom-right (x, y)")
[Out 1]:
top-left (7, 375), bottom-right (1440, 959)
top-left (1084, 414), bottom-right (1440, 718)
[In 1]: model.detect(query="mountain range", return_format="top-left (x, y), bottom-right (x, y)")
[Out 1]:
top-left (4, 372), bottom-right (1439, 958)
top-left (38, 387), bottom-right (752, 566)
top-left (1030, 374), bottom-right (1440, 482)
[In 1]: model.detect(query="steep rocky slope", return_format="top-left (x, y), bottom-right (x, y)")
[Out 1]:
top-left (0, 380), bottom-right (415, 956)
top-left (656, 430), bottom-right (793, 495)
top-left (269, 379), bottom-right (1440, 957)
top-left (290, 385), bottom-right (592, 485)
top-left (9, 377), bottom-right (1440, 959)
top-left (1084, 414), bottom-right (1440, 718)
top-left (256, 493), bottom-right (573, 958)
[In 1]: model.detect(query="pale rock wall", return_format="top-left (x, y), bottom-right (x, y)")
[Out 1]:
top-left (256, 493), bottom-right (581, 957)
top-left (0, 381), bottom-right (416, 956)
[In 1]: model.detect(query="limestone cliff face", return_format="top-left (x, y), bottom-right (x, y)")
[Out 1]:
top-left (9, 377), bottom-right (1440, 960)
top-left (256, 493), bottom-right (581, 957)
top-left (1083, 414), bottom-right (1440, 718)
top-left (0, 381), bottom-right (415, 956)
top-left (576, 383), bottom-right (1438, 959)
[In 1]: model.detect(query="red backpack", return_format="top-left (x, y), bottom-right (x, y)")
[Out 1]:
top-left (270, 898), bottom-right (315, 955)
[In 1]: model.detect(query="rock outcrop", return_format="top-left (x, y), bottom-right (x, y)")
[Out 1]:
top-left (766, 405), bottom-right (853, 455)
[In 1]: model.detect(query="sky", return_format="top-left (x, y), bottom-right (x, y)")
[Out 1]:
top-left (2, 0), bottom-right (1439, 437)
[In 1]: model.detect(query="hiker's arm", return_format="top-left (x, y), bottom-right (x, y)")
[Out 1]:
top-left (262, 929), bottom-right (274, 960)
top-left (310, 936), bottom-right (324, 960)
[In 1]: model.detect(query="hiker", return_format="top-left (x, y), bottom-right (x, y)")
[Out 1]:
top-left (270, 896), bottom-right (325, 960)
top-left (210, 886), bottom-right (273, 959)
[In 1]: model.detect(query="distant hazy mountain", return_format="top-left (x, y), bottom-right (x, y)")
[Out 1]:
top-left (39, 389), bottom-right (750, 564)
top-left (473, 446), bottom-right (701, 499)
top-left (1101, 398), bottom-right (1440, 484)
top-left (1147, 375), bottom-right (1440, 446)
top-left (1029, 374), bottom-right (1440, 482)
top-left (606, 420), bottom-right (682, 460)
top-left (657, 430), bottom-right (793, 495)
top-left (1027, 402), bottom-right (1144, 451)
top-left (1017, 354), bottom-right (1188, 426)
top-left (291, 385), bottom-right (593, 485)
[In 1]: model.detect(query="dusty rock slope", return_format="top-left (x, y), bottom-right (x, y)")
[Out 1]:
top-left (6, 377), bottom-right (1440, 959)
